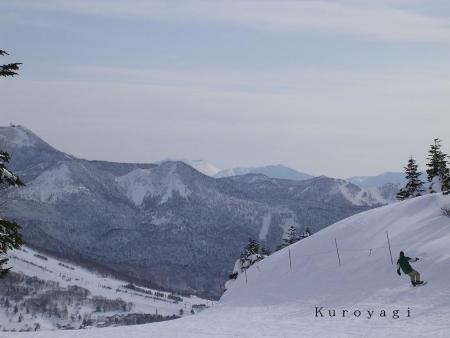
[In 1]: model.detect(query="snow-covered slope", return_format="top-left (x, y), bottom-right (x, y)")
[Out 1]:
top-left (215, 164), bottom-right (313, 181)
top-left (156, 159), bottom-right (221, 176)
top-left (115, 163), bottom-right (191, 206)
top-left (8, 194), bottom-right (449, 337)
top-left (1, 246), bottom-right (212, 332)
top-left (182, 159), bottom-right (221, 177)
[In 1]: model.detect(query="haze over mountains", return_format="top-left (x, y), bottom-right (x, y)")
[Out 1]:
top-left (1, 125), bottom-right (397, 297)
top-left (215, 165), bottom-right (313, 181)
top-left (177, 159), bottom-right (405, 195)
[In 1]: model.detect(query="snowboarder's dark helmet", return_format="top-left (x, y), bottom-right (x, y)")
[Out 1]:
top-left (400, 251), bottom-right (404, 256)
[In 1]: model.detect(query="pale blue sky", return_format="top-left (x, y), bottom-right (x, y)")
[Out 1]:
top-left (1, 1), bottom-right (450, 177)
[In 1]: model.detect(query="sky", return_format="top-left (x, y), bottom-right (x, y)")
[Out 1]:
top-left (1, 0), bottom-right (450, 178)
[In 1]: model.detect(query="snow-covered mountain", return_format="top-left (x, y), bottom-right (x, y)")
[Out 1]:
top-left (347, 172), bottom-right (427, 204)
top-left (1, 125), bottom-right (382, 298)
top-left (1, 246), bottom-right (211, 332)
top-left (8, 194), bottom-right (450, 337)
top-left (348, 171), bottom-right (426, 190)
top-left (347, 171), bottom-right (407, 188)
top-left (156, 159), bottom-right (221, 177)
top-left (215, 164), bottom-right (313, 181)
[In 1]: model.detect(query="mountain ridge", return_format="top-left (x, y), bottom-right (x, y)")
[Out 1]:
top-left (1, 125), bottom-right (383, 297)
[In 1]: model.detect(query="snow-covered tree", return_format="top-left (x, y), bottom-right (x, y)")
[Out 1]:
top-left (426, 138), bottom-right (450, 194)
top-left (240, 238), bottom-right (265, 267)
top-left (242, 238), bottom-right (260, 258)
top-left (283, 226), bottom-right (300, 246)
top-left (276, 226), bottom-right (301, 250)
top-left (300, 227), bottom-right (312, 240)
top-left (0, 50), bottom-right (24, 277)
top-left (396, 156), bottom-right (424, 200)
top-left (225, 238), bottom-right (266, 289)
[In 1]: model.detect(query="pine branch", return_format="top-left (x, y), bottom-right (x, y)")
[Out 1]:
top-left (0, 63), bottom-right (22, 77)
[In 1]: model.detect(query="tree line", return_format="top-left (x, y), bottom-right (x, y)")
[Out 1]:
top-left (396, 138), bottom-right (450, 200)
top-left (0, 50), bottom-right (24, 277)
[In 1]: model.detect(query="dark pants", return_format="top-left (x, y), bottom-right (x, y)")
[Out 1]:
top-left (408, 270), bottom-right (420, 284)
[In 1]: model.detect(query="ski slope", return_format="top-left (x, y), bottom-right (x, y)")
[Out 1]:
top-left (5, 194), bottom-right (450, 337)
top-left (1, 247), bottom-right (212, 331)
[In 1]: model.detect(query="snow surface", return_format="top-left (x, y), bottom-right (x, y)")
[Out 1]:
top-left (5, 194), bottom-right (450, 337)
top-left (2, 246), bottom-right (212, 331)
top-left (258, 213), bottom-right (272, 241)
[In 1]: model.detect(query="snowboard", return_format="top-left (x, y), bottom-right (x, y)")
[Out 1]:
top-left (413, 281), bottom-right (427, 287)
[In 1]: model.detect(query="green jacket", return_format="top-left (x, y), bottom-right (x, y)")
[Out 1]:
top-left (397, 256), bottom-right (418, 274)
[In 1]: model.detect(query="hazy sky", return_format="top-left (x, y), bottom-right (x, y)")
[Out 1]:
top-left (1, 0), bottom-right (450, 177)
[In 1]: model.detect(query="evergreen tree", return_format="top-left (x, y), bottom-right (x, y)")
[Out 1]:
top-left (276, 226), bottom-right (302, 251)
top-left (0, 50), bottom-right (21, 77)
top-left (443, 175), bottom-right (450, 196)
top-left (242, 238), bottom-right (260, 257)
top-left (0, 151), bottom-right (25, 278)
top-left (283, 226), bottom-right (300, 246)
top-left (0, 50), bottom-right (24, 277)
top-left (426, 138), bottom-right (450, 194)
top-left (396, 156), bottom-right (424, 200)
top-left (231, 238), bottom-right (264, 277)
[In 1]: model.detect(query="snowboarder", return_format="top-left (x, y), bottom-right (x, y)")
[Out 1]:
top-left (396, 251), bottom-right (424, 286)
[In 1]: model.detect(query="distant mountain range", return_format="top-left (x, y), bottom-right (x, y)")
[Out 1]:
top-left (193, 164), bottom-right (401, 204)
top-left (348, 172), bottom-right (407, 188)
top-left (186, 162), bottom-right (406, 197)
top-left (215, 165), bottom-right (313, 181)
top-left (1, 125), bottom-right (386, 297)
top-left (164, 157), bottom-right (409, 198)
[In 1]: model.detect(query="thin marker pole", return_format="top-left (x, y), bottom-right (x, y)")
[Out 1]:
top-left (334, 238), bottom-right (341, 266)
top-left (386, 231), bottom-right (394, 265)
top-left (288, 247), bottom-right (293, 272)
top-left (244, 268), bottom-right (248, 284)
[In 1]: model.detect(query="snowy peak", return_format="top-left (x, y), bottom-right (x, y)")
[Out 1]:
top-left (0, 125), bottom-right (38, 148)
top-left (116, 161), bottom-right (193, 206)
top-left (182, 159), bottom-right (221, 176)
top-left (155, 158), bottom-right (221, 176)
top-left (16, 162), bottom-right (89, 203)
top-left (215, 164), bottom-right (313, 181)
top-left (0, 125), bottom-right (58, 151)
top-left (0, 125), bottom-right (75, 182)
